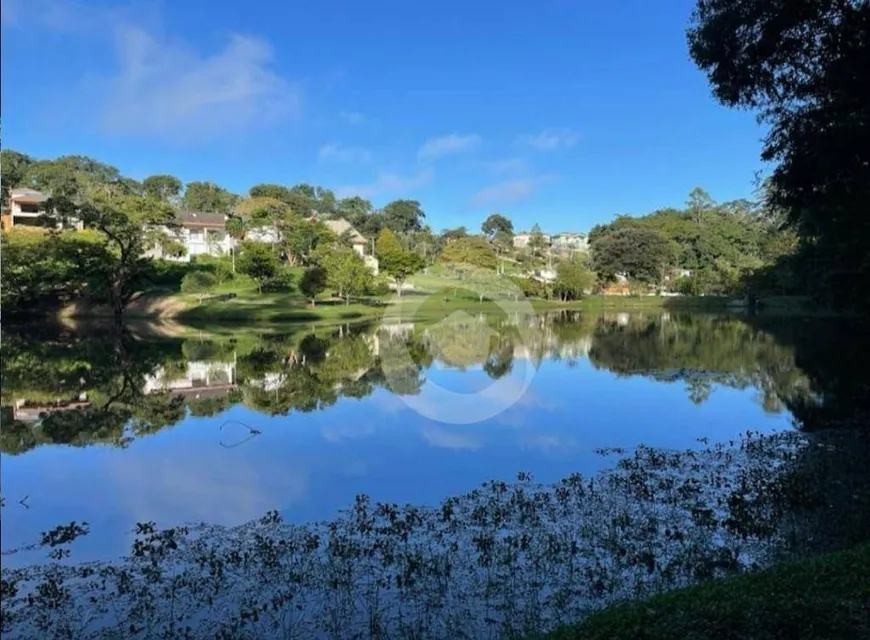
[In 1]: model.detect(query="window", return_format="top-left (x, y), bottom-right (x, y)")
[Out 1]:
top-left (18, 203), bottom-right (41, 213)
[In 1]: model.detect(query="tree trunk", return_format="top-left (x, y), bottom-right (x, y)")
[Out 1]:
top-left (396, 279), bottom-right (403, 297)
top-left (231, 242), bottom-right (236, 273)
top-left (310, 298), bottom-right (316, 308)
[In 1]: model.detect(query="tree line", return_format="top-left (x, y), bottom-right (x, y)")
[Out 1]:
top-left (687, 0), bottom-right (870, 310)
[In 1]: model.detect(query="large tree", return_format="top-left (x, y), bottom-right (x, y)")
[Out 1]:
top-left (375, 228), bottom-right (424, 296)
top-left (280, 216), bottom-right (337, 266)
top-left (688, 0), bottom-right (870, 308)
top-left (382, 199), bottom-right (425, 234)
top-left (481, 213), bottom-right (514, 240)
top-left (592, 227), bottom-right (673, 284)
top-left (181, 181), bottom-right (237, 213)
top-left (439, 236), bottom-right (498, 270)
top-left (62, 190), bottom-right (179, 319)
top-left (0, 149), bottom-right (34, 206)
top-left (337, 196), bottom-right (373, 218)
top-left (143, 175), bottom-right (183, 205)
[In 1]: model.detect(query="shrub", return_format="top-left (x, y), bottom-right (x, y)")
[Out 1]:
top-left (180, 271), bottom-right (217, 302)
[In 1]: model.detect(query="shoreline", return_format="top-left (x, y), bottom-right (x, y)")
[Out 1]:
top-left (7, 294), bottom-right (828, 326)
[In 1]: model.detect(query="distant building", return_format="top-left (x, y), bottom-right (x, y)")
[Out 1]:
top-left (664, 268), bottom-right (693, 282)
top-left (147, 211), bottom-right (232, 261)
top-left (143, 360), bottom-right (236, 396)
top-left (1, 188), bottom-right (83, 232)
top-left (513, 232), bottom-right (551, 249)
top-left (323, 218), bottom-right (368, 256)
top-left (321, 217), bottom-right (379, 274)
top-left (551, 232), bottom-right (589, 253)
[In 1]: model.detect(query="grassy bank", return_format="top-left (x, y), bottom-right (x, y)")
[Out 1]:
top-left (43, 266), bottom-right (805, 323)
top-left (162, 269), bottom-right (734, 323)
top-left (542, 543), bottom-right (870, 640)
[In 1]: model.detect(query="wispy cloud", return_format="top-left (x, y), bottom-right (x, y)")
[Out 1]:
top-left (0, 0), bottom-right (113, 31)
top-left (336, 168), bottom-right (434, 199)
top-left (339, 110), bottom-right (365, 125)
top-left (418, 133), bottom-right (482, 160)
top-left (102, 27), bottom-right (299, 140)
top-left (2, 0), bottom-right (300, 141)
top-left (517, 128), bottom-right (581, 150)
top-left (487, 157), bottom-right (529, 175)
top-left (318, 143), bottom-right (372, 164)
top-left (471, 175), bottom-right (557, 206)
top-left (420, 425), bottom-right (482, 451)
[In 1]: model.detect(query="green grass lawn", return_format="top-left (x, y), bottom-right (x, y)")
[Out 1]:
top-left (541, 543), bottom-right (870, 640)
top-left (151, 264), bottom-right (734, 324)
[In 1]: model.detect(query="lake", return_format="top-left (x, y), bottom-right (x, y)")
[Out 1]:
top-left (2, 310), bottom-right (868, 638)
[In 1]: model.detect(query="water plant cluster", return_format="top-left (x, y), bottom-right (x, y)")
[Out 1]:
top-left (1, 430), bottom-right (826, 639)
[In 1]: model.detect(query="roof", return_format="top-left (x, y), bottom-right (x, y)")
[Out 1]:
top-left (10, 187), bottom-right (49, 203)
top-left (176, 211), bottom-right (226, 228)
top-left (323, 218), bottom-right (367, 244)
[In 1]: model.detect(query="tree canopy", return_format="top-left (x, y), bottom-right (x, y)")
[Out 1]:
top-left (382, 200), bottom-right (426, 234)
top-left (481, 214), bottom-right (514, 239)
top-left (439, 236), bottom-right (498, 270)
top-left (181, 181), bottom-right (238, 213)
top-left (688, 0), bottom-right (870, 308)
top-left (592, 227), bottom-right (673, 284)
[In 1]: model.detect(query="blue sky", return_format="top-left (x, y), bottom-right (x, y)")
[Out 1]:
top-left (1, 0), bottom-right (766, 233)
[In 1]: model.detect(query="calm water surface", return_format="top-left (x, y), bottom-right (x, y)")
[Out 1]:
top-left (1, 311), bottom-right (823, 563)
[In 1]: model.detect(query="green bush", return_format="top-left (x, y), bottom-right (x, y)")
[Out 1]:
top-left (370, 275), bottom-right (392, 296)
top-left (180, 271), bottom-right (217, 302)
top-left (262, 266), bottom-right (295, 293)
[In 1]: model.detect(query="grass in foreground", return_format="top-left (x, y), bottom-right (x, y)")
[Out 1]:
top-left (542, 543), bottom-right (870, 640)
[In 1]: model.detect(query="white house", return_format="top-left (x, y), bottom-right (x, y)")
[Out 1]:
top-left (513, 232), bottom-right (552, 249)
top-left (322, 217), bottom-right (379, 274)
top-left (147, 211), bottom-right (232, 261)
top-left (1, 187), bottom-right (83, 232)
top-left (551, 232), bottom-right (588, 253)
top-left (143, 360), bottom-right (237, 397)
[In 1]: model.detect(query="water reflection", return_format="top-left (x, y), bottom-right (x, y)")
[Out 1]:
top-left (0, 312), bottom-right (838, 455)
top-left (2, 312), bottom-right (869, 638)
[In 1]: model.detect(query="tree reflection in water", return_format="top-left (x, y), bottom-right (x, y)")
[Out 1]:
top-left (1, 312), bottom-right (868, 638)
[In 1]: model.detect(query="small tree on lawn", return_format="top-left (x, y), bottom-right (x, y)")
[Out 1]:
top-left (299, 266), bottom-right (327, 307)
top-left (181, 271), bottom-right (217, 303)
top-left (375, 228), bottom-right (424, 297)
top-left (323, 249), bottom-right (373, 304)
top-left (237, 241), bottom-right (280, 294)
top-left (554, 260), bottom-right (596, 301)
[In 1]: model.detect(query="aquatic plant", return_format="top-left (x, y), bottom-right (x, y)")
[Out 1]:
top-left (2, 431), bottom-right (836, 639)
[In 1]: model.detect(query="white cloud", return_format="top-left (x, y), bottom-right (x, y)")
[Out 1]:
top-left (418, 133), bottom-right (482, 160)
top-left (318, 143), bottom-right (372, 164)
top-left (102, 27), bottom-right (299, 139)
top-left (3, 0), bottom-right (300, 140)
top-left (487, 157), bottom-right (528, 175)
top-left (0, 0), bottom-right (106, 30)
top-left (336, 168), bottom-right (433, 199)
top-left (420, 424), bottom-right (481, 451)
top-left (470, 175), bottom-right (557, 206)
top-left (517, 128), bottom-right (581, 150)
top-left (339, 110), bottom-right (365, 125)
